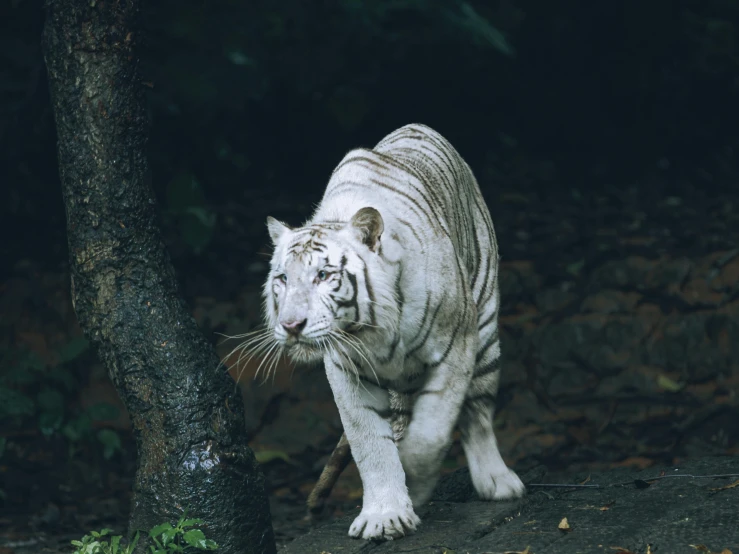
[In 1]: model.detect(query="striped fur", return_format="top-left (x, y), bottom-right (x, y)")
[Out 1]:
top-left (263, 124), bottom-right (524, 540)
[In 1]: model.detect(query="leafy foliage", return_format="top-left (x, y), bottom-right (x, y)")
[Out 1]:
top-left (71, 529), bottom-right (140, 554)
top-left (148, 515), bottom-right (218, 553)
top-left (71, 516), bottom-right (219, 554)
top-left (0, 338), bottom-right (123, 460)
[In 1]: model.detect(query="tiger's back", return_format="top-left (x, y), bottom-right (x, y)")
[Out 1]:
top-left (264, 124), bottom-right (524, 541)
top-left (314, 124), bottom-right (502, 375)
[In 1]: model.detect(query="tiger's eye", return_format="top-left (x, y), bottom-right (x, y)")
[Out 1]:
top-left (277, 274), bottom-right (287, 283)
top-left (317, 270), bottom-right (329, 281)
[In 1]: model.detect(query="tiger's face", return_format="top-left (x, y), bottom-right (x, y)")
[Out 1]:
top-left (264, 207), bottom-right (385, 363)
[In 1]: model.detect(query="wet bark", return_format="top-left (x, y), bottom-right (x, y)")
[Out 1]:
top-left (42, 1), bottom-right (275, 552)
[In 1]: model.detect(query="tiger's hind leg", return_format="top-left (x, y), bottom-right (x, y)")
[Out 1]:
top-left (459, 357), bottom-right (525, 500)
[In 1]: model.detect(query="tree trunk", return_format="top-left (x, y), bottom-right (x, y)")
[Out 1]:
top-left (42, 1), bottom-right (276, 552)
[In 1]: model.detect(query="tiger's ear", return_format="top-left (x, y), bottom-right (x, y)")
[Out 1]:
top-left (350, 207), bottom-right (384, 252)
top-left (266, 217), bottom-right (290, 244)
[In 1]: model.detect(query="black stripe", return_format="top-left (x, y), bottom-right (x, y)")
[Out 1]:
top-left (324, 179), bottom-right (435, 233)
top-left (362, 263), bottom-right (376, 326)
top-left (475, 329), bottom-right (499, 364)
top-left (464, 390), bottom-right (498, 402)
top-left (377, 271), bottom-right (403, 364)
top-left (405, 294), bottom-right (442, 358)
top-left (417, 389), bottom-right (443, 397)
top-left (427, 312), bottom-right (462, 369)
top-left (394, 218), bottom-right (423, 247)
top-left (357, 373), bottom-right (390, 389)
top-left (477, 307), bottom-right (498, 332)
top-left (473, 356), bottom-right (501, 378)
top-left (333, 271), bottom-right (359, 323)
top-left (332, 153), bottom-right (392, 175)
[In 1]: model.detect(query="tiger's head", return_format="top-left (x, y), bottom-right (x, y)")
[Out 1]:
top-left (263, 207), bottom-right (396, 364)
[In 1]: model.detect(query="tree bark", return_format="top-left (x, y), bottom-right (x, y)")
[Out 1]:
top-left (42, 1), bottom-right (276, 552)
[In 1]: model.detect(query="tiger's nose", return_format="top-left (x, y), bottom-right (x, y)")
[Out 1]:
top-left (281, 319), bottom-right (307, 336)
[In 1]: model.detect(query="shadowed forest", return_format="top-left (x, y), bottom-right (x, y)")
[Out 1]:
top-left (1, 0), bottom-right (738, 551)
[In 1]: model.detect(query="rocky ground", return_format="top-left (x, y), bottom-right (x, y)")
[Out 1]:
top-left (1, 174), bottom-right (738, 553)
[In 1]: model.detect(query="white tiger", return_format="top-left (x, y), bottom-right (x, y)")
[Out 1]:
top-left (262, 124), bottom-right (525, 540)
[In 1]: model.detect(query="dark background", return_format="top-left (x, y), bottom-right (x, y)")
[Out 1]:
top-left (1, 0), bottom-right (738, 550)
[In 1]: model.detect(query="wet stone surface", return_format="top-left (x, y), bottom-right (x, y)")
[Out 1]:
top-left (282, 457), bottom-right (739, 554)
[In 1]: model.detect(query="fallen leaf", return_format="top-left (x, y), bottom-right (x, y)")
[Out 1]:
top-left (579, 474), bottom-right (592, 485)
top-left (558, 517), bottom-right (572, 532)
top-left (709, 479), bottom-right (739, 492)
top-left (609, 548), bottom-right (636, 554)
top-left (600, 501), bottom-right (616, 511)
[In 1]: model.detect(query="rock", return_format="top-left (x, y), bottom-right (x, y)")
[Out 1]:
top-left (281, 457), bottom-right (739, 554)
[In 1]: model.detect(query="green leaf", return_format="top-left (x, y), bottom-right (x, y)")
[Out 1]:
top-left (180, 518), bottom-right (202, 528)
top-left (37, 387), bottom-right (64, 412)
top-left (97, 429), bottom-right (123, 460)
top-left (161, 526), bottom-right (178, 545)
top-left (3, 362), bottom-right (39, 385)
top-left (183, 528), bottom-right (206, 548)
top-left (62, 413), bottom-right (93, 442)
top-left (48, 367), bottom-right (77, 392)
top-left (0, 387), bottom-right (34, 418)
top-left (57, 337), bottom-right (90, 363)
top-left (85, 402), bottom-right (120, 422)
top-left (149, 523), bottom-right (173, 539)
top-left (38, 410), bottom-right (64, 436)
top-left (202, 538), bottom-right (218, 550)
top-left (125, 531), bottom-right (140, 554)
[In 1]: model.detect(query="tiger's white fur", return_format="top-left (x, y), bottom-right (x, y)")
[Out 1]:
top-left (263, 123), bottom-right (525, 540)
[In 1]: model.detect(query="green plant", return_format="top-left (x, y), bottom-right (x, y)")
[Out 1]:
top-left (148, 514), bottom-right (218, 553)
top-left (70, 516), bottom-right (218, 554)
top-left (0, 338), bottom-right (123, 460)
top-left (71, 528), bottom-right (140, 554)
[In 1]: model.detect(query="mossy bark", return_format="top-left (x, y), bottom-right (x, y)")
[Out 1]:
top-left (42, 1), bottom-right (276, 552)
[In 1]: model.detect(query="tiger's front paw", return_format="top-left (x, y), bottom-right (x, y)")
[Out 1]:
top-left (474, 468), bottom-right (526, 500)
top-left (348, 504), bottom-right (421, 540)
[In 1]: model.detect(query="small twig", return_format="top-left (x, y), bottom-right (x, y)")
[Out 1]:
top-left (528, 483), bottom-right (601, 488)
top-left (306, 433), bottom-right (352, 522)
top-left (610, 473), bottom-right (739, 487)
top-left (529, 473), bottom-right (739, 490)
